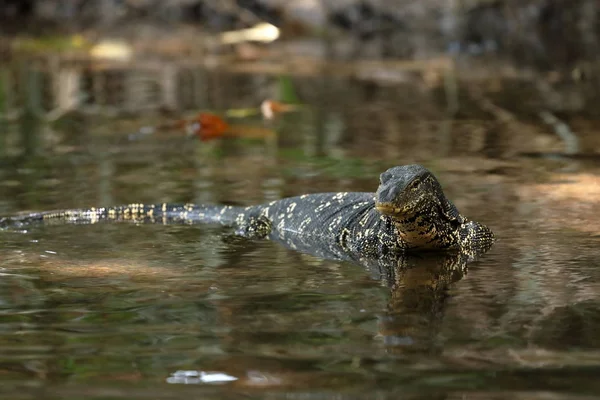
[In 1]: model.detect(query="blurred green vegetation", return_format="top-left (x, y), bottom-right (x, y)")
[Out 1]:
top-left (12, 35), bottom-right (87, 54)
top-left (0, 67), bottom-right (7, 155)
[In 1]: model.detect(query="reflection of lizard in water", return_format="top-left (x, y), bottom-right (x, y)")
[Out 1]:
top-left (2, 164), bottom-right (494, 350)
top-left (377, 251), bottom-right (476, 352)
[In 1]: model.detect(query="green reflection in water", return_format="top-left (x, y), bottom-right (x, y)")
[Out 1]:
top-left (0, 67), bottom-right (7, 156)
top-left (19, 64), bottom-right (43, 157)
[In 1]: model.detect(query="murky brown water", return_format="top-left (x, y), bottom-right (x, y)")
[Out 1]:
top-left (1, 70), bottom-right (600, 400)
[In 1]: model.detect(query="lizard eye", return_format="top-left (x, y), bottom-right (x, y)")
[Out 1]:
top-left (406, 179), bottom-right (420, 190)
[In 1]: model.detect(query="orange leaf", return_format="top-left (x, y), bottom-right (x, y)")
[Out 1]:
top-left (196, 113), bottom-right (230, 141)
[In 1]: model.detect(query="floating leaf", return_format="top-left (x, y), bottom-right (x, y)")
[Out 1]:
top-left (260, 99), bottom-right (300, 120)
top-left (196, 113), bottom-right (230, 141)
top-left (220, 23), bottom-right (280, 45)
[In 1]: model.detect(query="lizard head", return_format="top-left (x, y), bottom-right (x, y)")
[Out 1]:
top-left (375, 165), bottom-right (451, 217)
top-left (375, 165), bottom-right (463, 248)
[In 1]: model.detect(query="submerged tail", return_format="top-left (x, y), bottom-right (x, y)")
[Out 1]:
top-left (0, 203), bottom-right (250, 228)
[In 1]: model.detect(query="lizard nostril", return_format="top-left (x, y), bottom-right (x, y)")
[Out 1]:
top-left (377, 184), bottom-right (397, 203)
top-left (379, 172), bottom-right (392, 184)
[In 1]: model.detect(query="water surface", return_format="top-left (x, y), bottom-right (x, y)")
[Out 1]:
top-left (1, 79), bottom-right (600, 400)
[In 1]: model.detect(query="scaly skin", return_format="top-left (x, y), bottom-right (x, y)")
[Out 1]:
top-left (0, 165), bottom-right (494, 259)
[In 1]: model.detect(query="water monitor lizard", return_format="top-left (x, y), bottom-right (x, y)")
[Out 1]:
top-left (1, 164), bottom-right (495, 351)
top-left (0, 165), bottom-right (494, 259)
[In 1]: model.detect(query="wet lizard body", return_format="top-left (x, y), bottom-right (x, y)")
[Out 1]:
top-left (0, 165), bottom-right (494, 256)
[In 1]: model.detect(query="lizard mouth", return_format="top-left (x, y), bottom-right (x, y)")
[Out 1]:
top-left (375, 203), bottom-right (405, 216)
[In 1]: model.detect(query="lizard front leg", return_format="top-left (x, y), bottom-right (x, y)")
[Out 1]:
top-left (235, 214), bottom-right (273, 239)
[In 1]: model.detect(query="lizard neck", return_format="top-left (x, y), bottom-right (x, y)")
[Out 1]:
top-left (390, 208), bottom-right (461, 250)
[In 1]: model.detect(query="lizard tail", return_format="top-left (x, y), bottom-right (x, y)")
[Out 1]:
top-left (1, 203), bottom-right (249, 228)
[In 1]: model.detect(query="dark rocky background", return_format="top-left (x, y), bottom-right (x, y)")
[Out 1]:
top-left (0, 0), bottom-right (598, 69)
